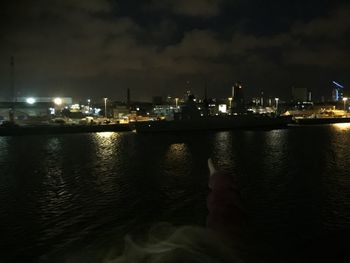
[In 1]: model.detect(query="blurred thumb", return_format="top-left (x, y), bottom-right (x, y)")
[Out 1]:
top-left (208, 158), bottom-right (217, 177)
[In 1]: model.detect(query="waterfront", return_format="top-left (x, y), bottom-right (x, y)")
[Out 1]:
top-left (1, 125), bottom-right (350, 262)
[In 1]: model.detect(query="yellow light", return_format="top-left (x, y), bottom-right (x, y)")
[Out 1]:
top-left (54, 98), bottom-right (63, 105)
top-left (332, 123), bottom-right (350, 130)
top-left (96, 132), bottom-right (114, 138)
top-left (94, 132), bottom-right (119, 161)
top-left (165, 143), bottom-right (189, 166)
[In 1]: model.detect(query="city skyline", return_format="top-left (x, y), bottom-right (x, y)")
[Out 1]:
top-left (1, 0), bottom-right (349, 101)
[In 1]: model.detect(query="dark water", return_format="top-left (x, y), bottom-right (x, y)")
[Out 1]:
top-left (1, 125), bottom-right (349, 262)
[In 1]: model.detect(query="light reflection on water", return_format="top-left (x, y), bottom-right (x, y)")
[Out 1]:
top-left (92, 132), bottom-right (124, 193)
top-left (323, 125), bottom-right (350, 229)
top-left (163, 143), bottom-right (192, 177)
top-left (331, 122), bottom-right (350, 131)
top-left (96, 131), bottom-right (116, 139)
top-left (43, 137), bottom-right (63, 179)
top-left (94, 132), bottom-right (120, 162)
top-left (0, 127), bottom-right (350, 262)
top-left (39, 137), bottom-right (68, 223)
top-left (0, 136), bottom-right (9, 159)
top-left (322, 170), bottom-right (350, 230)
top-left (46, 137), bottom-right (62, 153)
top-left (212, 132), bottom-right (234, 170)
top-left (263, 129), bottom-right (287, 174)
top-left (166, 143), bottom-right (189, 161)
top-left (0, 137), bottom-right (10, 199)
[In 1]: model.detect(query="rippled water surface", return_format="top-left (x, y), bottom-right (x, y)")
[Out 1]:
top-left (0, 125), bottom-right (349, 262)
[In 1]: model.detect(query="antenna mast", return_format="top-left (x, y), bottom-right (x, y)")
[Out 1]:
top-left (9, 56), bottom-right (15, 123)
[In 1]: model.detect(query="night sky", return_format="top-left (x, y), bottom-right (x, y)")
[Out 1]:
top-left (1, 0), bottom-right (349, 101)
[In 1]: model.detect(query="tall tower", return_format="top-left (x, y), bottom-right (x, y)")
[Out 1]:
top-left (260, 91), bottom-right (264, 106)
top-left (308, 91), bottom-right (312, 102)
top-left (127, 88), bottom-right (131, 108)
top-left (203, 83), bottom-right (209, 115)
top-left (232, 82), bottom-right (245, 113)
top-left (9, 56), bottom-right (15, 123)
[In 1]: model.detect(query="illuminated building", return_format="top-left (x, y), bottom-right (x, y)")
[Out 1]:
top-left (232, 82), bottom-right (245, 113)
top-left (332, 81), bottom-right (344, 102)
top-left (0, 97), bottom-right (72, 122)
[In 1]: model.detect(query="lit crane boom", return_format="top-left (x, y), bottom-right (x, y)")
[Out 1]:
top-left (332, 81), bottom-right (344, 89)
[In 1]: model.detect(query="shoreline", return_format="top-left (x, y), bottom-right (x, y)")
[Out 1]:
top-left (2, 117), bottom-right (350, 136)
top-left (0, 123), bottom-right (132, 136)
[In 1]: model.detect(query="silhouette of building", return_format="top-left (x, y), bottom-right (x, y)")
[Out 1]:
top-left (292, 87), bottom-right (308, 102)
top-left (152, 96), bottom-right (163, 105)
top-left (232, 82), bottom-right (245, 113)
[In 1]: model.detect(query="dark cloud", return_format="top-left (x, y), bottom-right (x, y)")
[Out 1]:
top-left (149, 0), bottom-right (224, 17)
top-left (284, 6), bottom-right (350, 68)
top-left (0, 0), bottom-right (349, 100)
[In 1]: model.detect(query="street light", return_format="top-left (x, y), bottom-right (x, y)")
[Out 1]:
top-left (175, 98), bottom-right (179, 108)
top-left (343, 97), bottom-right (348, 111)
top-left (275, 97), bottom-right (279, 113)
top-left (53, 97), bottom-right (62, 106)
top-left (103, 98), bottom-right (108, 118)
top-left (87, 99), bottom-right (91, 113)
top-left (26, 97), bottom-right (36, 105)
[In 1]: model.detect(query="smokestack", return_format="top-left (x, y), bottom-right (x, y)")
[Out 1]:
top-left (127, 88), bottom-right (130, 107)
top-left (9, 56), bottom-right (15, 123)
top-left (308, 91), bottom-right (312, 102)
